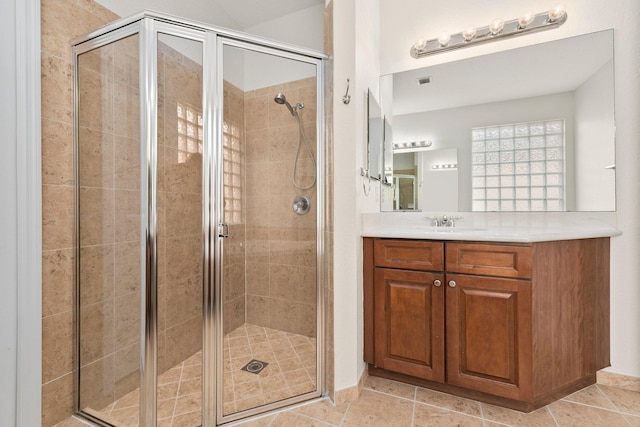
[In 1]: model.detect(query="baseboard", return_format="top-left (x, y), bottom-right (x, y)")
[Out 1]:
top-left (334, 367), bottom-right (368, 405)
top-left (597, 370), bottom-right (640, 392)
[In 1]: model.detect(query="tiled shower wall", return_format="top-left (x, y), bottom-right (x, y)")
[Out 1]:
top-left (41, 1), bottom-right (118, 425)
top-left (222, 81), bottom-right (247, 334)
top-left (156, 42), bottom-right (205, 373)
top-left (243, 77), bottom-right (318, 338)
top-left (76, 32), bottom-right (142, 413)
top-left (41, 1), bottom-right (331, 425)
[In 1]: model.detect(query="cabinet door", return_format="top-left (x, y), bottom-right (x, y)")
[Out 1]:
top-left (446, 274), bottom-right (532, 401)
top-left (374, 268), bottom-right (445, 382)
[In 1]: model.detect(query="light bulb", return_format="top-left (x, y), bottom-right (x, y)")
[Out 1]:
top-left (548, 4), bottom-right (566, 22)
top-left (489, 18), bottom-right (504, 35)
top-left (462, 25), bottom-right (477, 41)
top-left (518, 12), bottom-right (535, 29)
top-left (437, 32), bottom-right (451, 47)
top-left (414, 38), bottom-right (427, 52)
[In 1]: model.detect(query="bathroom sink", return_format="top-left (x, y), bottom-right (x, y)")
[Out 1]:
top-left (411, 226), bottom-right (488, 233)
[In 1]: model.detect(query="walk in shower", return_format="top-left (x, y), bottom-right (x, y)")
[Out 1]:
top-left (73, 12), bottom-right (324, 426)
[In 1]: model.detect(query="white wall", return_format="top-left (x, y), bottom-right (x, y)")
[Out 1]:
top-left (393, 92), bottom-right (576, 210)
top-left (1, 0), bottom-right (18, 424)
top-left (419, 149), bottom-right (458, 211)
top-left (574, 60), bottom-right (616, 211)
top-left (380, 0), bottom-right (640, 378)
top-left (223, 5), bottom-right (323, 92)
top-left (331, 0), bottom-right (380, 393)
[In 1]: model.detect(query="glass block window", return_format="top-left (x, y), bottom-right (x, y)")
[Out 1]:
top-left (177, 102), bottom-right (203, 163)
top-left (222, 120), bottom-right (243, 224)
top-left (471, 120), bottom-right (565, 212)
top-left (177, 102), bottom-right (243, 224)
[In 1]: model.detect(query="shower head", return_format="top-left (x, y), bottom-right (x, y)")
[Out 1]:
top-left (274, 92), bottom-right (302, 116)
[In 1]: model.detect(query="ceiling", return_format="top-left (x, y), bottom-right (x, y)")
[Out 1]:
top-left (95, 0), bottom-right (324, 30)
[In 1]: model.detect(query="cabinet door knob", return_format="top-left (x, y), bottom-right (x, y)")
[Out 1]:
top-left (433, 279), bottom-right (442, 287)
top-left (448, 280), bottom-right (457, 288)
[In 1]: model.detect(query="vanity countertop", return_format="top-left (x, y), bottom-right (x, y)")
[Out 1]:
top-left (362, 212), bottom-right (621, 243)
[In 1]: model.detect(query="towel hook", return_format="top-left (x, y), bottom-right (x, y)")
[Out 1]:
top-left (342, 78), bottom-right (351, 104)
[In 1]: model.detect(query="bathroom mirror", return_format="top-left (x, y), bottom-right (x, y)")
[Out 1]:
top-left (367, 89), bottom-right (383, 180)
top-left (380, 29), bottom-right (615, 212)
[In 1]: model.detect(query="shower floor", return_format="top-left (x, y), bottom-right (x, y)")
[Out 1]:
top-left (83, 323), bottom-right (317, 427)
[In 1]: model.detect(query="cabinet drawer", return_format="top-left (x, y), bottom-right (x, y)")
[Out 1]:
top-left (446, 243), bottom-right (532, 279)
top-left (374, 239), bottom-right (444, 271)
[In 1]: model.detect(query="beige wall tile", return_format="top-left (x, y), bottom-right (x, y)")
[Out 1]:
top-left (79, 244), bottom-right (115, 306)
top-left (41, 53), bottom-right (73, 124)
top-left (42, 119), bottom-right (74, 186)
top-left (78, 126), bottom-right (114, 189)
top-left (42, 184), bottom-right (74, 251)
top-left (79, 187), bottom-right (115, 246)
top-left (42, 248), bottom-right (74, 317)
top-left (114, 293), bottom-right (141, 349)
top-left (42, 311), bottom-right (74, 383)
top-left (79, 299), bottom-right (115, 365)
top-left (113, 136), bottom-right (139, 190)
top-left (113, 189), bottom-right (139, 243)
top-left (42, 373), bottom-right (74, 427)
top-left (79, 355), bottom-right (116, 411)
top-left (78, 68), bottom-right (114, 134)
top-left (114, 241), bottom-right (141, 297)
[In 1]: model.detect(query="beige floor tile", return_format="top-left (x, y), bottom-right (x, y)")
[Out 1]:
top-left (415, 387), bottom-right (482, 417)
top-left (271, 411), bottom-right (335, 426)
top-left (481, 403), bottom-right (557, 427)
top-left (413, 403), bottom-right (484, 427)
top-left (342, 389), bottom-right (414, 427)
top-left (363, 375), bottom-right (416, 400)
top-left (53, 416), bottom-right (92, 427)
top-left (292, 399), bottom-right (350, 426)
top-left (599, 384), bottom-right (640, 416)
top-left (236, 413), bottom-right (278, 426)
top-left (171, 410), bottom-right (202, 427)
top-left (549, 400), bottom-right (631, 426)
top-left (625, 414), bottom-right (640, 426)
top-left (562, 384), bottom-right (616, 410)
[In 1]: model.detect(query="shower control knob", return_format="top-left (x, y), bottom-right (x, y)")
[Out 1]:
top-left (433, 279), bottom-right (442, 287)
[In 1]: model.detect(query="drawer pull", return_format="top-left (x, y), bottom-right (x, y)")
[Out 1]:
top-left (448, 280), bottom-right (457, 288)
top-left (434, 279), bottom-right (442, 287)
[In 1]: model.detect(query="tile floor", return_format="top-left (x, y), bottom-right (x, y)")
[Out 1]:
top-left (57, 334), bottom-right (640, 427)
top-left (229, 375), bottom-right (640, 427)
top-left (63, 324), bottom-right (317, 427)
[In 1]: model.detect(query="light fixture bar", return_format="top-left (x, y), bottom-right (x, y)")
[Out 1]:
top-left (411, 7), bottom-right (567, 58)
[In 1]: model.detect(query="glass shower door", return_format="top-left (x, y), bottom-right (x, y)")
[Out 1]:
top-left (218, 42), bottom-right (321, 420)
top-left (155, 32), bottom-right (205, 427)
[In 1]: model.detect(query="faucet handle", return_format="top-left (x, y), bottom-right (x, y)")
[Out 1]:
top-left (426, 216), bottom-right (440, 226)
top-left (448, 216), bottom-right (463, 227)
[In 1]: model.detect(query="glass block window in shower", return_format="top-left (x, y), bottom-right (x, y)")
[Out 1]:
top-left (471, 120), bottom-right (565, 212)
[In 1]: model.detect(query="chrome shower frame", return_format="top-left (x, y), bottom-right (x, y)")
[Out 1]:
top-left (72, 10), bottom-right (326, 427)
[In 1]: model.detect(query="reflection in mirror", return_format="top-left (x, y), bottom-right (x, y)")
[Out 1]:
top-left (380, 29), bottom-right (615, 212)
top-left (367, 89), bottom-right (383, 180)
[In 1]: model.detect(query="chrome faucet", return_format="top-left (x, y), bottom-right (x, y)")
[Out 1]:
top-left (428, 215), bottom-right (463, 227)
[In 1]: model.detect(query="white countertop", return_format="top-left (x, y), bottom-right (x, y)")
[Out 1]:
top-left (362, 212), bottom-right (621, 243)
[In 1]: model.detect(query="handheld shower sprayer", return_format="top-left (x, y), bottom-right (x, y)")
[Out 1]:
top-left (273, 92), bottom-right (316, 190)
top-left (274, 92), bottom-right (304, 116)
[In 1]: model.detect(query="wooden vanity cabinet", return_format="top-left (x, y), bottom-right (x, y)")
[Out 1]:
top-left (363, 237), bottom-right (610, 412)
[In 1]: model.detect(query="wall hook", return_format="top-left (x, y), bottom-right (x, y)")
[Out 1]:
top-left (342, 78), bottom-right (351, 104)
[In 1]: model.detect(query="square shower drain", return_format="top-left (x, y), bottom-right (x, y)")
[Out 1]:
top-left (241, 359), bottom-right (269, 375)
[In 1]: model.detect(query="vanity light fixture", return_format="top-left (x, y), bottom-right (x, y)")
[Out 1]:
top-left (393, 140), bottom-right (433, 153)
top-left (411, 5), bottom-right (567, 58)
top-left (432, 163), bottom-right (458, 170)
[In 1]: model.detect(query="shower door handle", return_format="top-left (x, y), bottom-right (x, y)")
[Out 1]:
top-left (218, 223), bottom-right (230, 238)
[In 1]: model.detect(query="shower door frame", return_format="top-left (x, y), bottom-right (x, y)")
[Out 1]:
top-left (213, 36), bottom-right (325, 425)
top-left (72, 11), bottom-right (326, 427)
